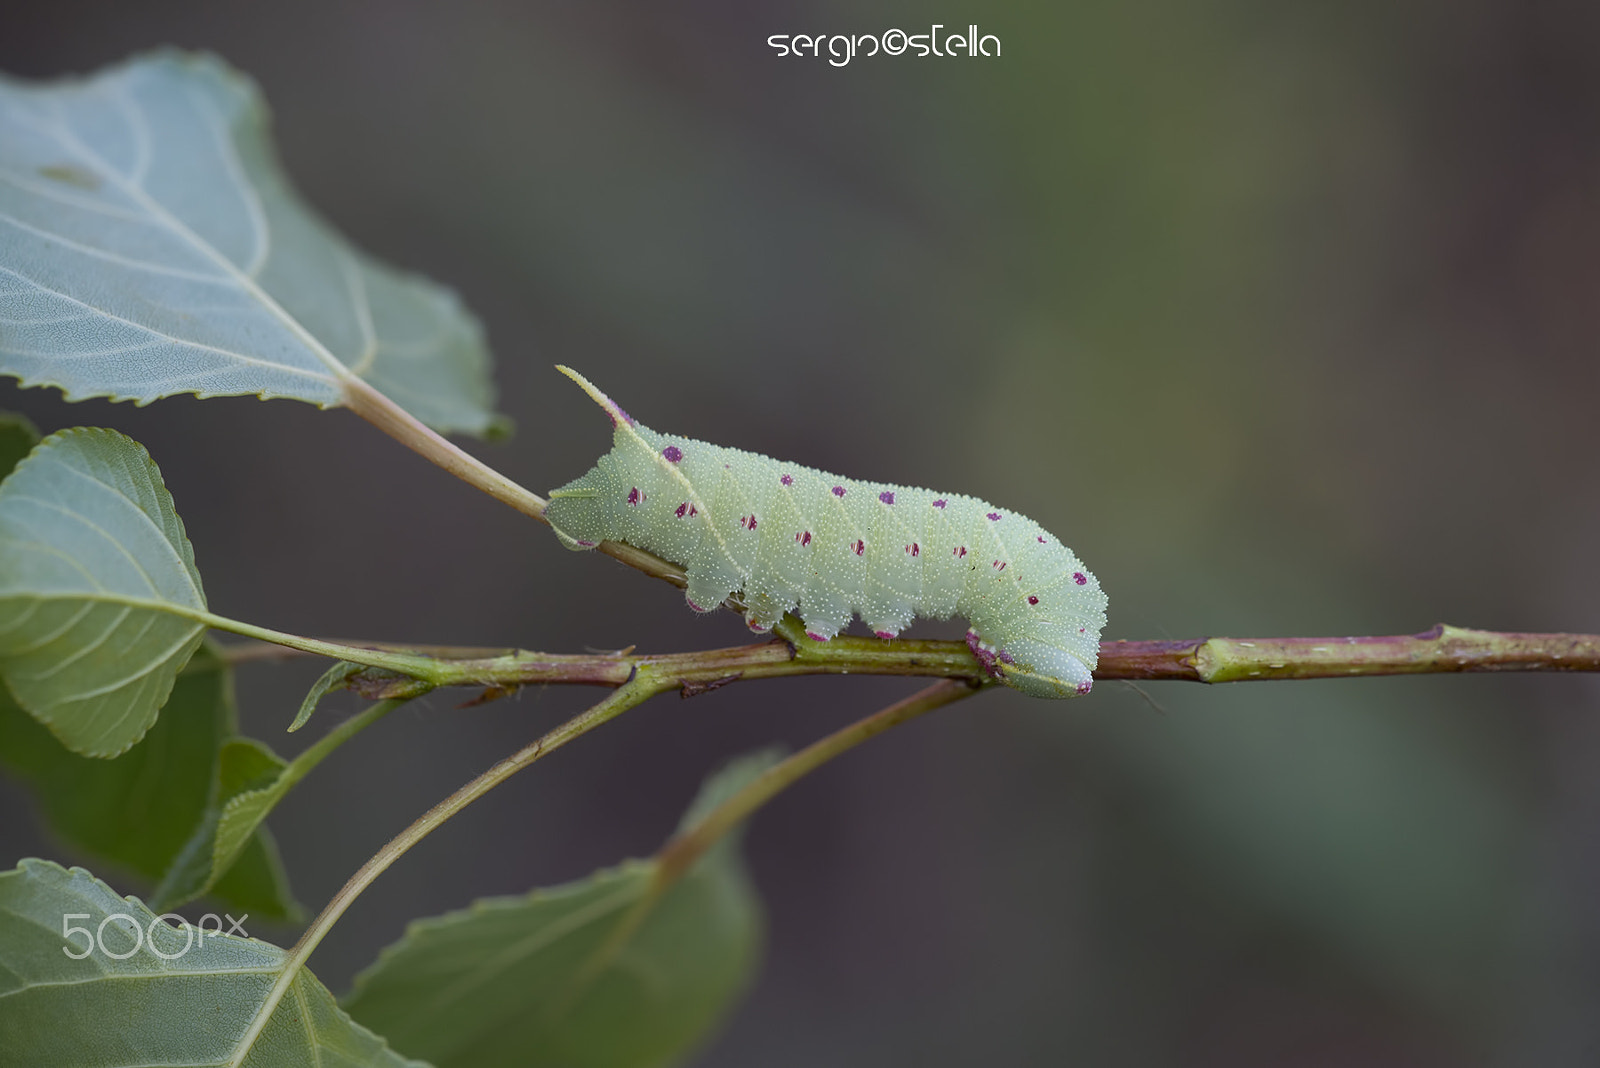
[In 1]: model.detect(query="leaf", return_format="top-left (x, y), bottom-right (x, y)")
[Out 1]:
top-left (153, 736), bottom-right (291, 909)
top-left (0, 426), bottom-right (207, 756)
top-left (0, 643), bottom-right (300, 921)
top-left (290, 660), bottom-right (362, 732)
top-left (0, 858), bottom-right (427, 1067)
top-left (157, 689), bottom-right (406, 911)
top-left (0, 51), bottom-right (499, 436)
top-left (343, 751), bottom-right (779, 1068)
top-left (0, 411), bottom-right (39, 473)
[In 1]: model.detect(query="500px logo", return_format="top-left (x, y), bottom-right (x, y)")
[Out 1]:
top-left (767, 25), bottom-right (1001, 67)
top-left (61, 910), bottom-right (249, 960)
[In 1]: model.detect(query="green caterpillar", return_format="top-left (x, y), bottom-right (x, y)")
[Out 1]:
top-left (545, 368), bottom-right (1106, 698)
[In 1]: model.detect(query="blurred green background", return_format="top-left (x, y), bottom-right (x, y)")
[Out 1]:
top-left (3, 1), bottom-right (1598, 1064)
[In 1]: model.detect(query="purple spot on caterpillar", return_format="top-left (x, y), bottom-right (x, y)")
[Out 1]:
top-left (675, 502), bottom-right (688, 518)
top-left (987, 512), bottom-right (1001, 522)
top-left (879, 490), bottom-right (895, 505)
top-left (832, 485), bottom-right (846, 497)
top-left (933, 499), bottom-right (947, 509)
top-left (576, 539), bottom-right (596, 547)
top-left (954, 546), bottom-right (967, 558)
top-left (854, 539), bottom-right (865, 556)
top-left (780, 474), bottom-right (793, 486)
top-left (1076, 679), bottom-right (1093, 696)
top-left (749, 515), bottom-right (757, 530)
top-left (723, 463), bottom-right (730, 469)
top-left (997, 650), bottom-right (1015, 665)
top-left (1079, 627), bottom-right (1085, 633)
top-left (1028, 595), bottom-right (1039, 605)
top-left (626, 487), bottom-right (640, 506)
top-left (906, 542), bottom-right (920, 556)
top-left (806, 631), bottom-right (830, 642)
top-left (992, 560), bottom-right (1007, 571)
top-left (661, 445), bottom-right (683, 463)
top-left (689, 505), bottom-right (698, 517)
top-left (1074, 572), bottom-right (1087, 585)
top-left (801, 531), bottom-right (812, 546)
top-left (1037, 535), bottom-right (1046, 544)
top-left (874, 630), bottom-right (897, 640)
top-left (686, 598), bottom-right (705, 612)
top-left (748, 620), bottom-right (770, 633)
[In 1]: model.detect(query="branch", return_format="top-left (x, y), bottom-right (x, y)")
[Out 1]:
top-left (1099, 623), bottom-right (1600, 681)
top-left (336, 622), bottom-right (1598, 701)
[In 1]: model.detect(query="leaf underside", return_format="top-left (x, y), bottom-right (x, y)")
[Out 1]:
top-left (342, 752), bottom-right (778, 1068)
top-left (0, 51), bottom-right (499, 435)
top-left (0, 427), bottom-right (207, 756)
top-left (0, 859), bottom-right (424, 1067)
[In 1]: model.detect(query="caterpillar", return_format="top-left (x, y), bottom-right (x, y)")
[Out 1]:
top-left (544, 367), bottom-right (1107, 698)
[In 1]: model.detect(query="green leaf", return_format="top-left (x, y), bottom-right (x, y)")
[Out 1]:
top-left (290, 660), bottom-right (363, 732)
top-left (0, 51), bottom-right (499, 436)
top-left (0, 411), bottom-right (39, 474)
top-left (0, 859), bottom-right (427, 1067)
top-left (0, 427), bottom-right (208, 756)
top-left (0, 643), bottom-right (300, 921)
top-left (343, 751), bottom-right (778, 1068)
top-left (153, 737), bottom-right (289, 908)
top-left (157, 698), bottom-right (405, 910)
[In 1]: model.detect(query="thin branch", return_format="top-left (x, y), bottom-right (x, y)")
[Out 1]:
top-left (655, 679), bottom-right (979, 883)
top-left (213, 638), bottom-right (520, 666)
top-left (288, 674), bottom-right (664, 967)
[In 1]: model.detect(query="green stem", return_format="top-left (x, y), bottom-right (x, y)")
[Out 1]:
top-left (655, 678), bottom-right (978, 883)
top-left (199, 611), bottom-right (454, 682)
top-left (340, 376), bottom-right (729, 601)
top-left (275, 697), bottom-right (408, 804)
top-left (341, 376), bottom-right (548, 519)
top-left (287, 675), bottom-right (664, 967)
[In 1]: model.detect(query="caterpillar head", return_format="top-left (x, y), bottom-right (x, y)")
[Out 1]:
top-left (544, 366), bottom-right (634, 551)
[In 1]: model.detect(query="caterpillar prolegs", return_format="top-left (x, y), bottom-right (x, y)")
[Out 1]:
top-left (544, 368), bottom-right (1107, 698)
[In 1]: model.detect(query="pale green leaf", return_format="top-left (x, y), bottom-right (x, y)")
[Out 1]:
top-left (290, 660), bottom-right (362, 732)
top-left (342, 751), bottom-right (777, 1068)
top-left (0, 859), bottom-right (427, 1067)
top-left (0, 51), bottom-right (499, 436)
top-left (0, 643), bottom-right (300, 921)
top-left (0, 426), bottom-right (207, 756)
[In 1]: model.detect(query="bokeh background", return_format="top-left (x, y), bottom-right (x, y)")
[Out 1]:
top-left (4, 1), bottom-right (1599, 1064)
